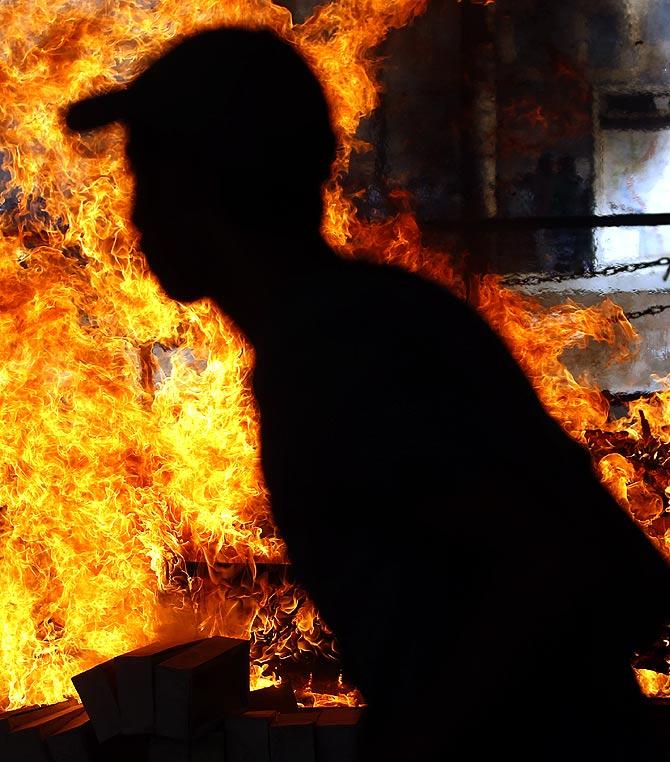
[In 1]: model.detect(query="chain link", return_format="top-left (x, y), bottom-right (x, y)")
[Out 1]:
top-left (498, 257), bottom-right (670, 321)
top-left (501, 257), bottom-right (670, 288)
top-left (625, 303), bottom-right (670, 321)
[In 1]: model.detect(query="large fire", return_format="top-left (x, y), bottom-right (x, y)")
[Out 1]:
top-left (0, 0), bottom-right (667, 712)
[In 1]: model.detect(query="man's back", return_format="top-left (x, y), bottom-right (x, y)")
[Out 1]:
top-left (252, 258), bottom-right (669, 760)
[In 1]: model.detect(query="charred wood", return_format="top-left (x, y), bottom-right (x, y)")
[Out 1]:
top-left (0, 698), bottom-right (79, 735)
top-left (46, 711), bottom-right (98, 762)
top-left (248, 680), bottom-right (298, 713)
top-left (0, 703), bottom-right (85, 762)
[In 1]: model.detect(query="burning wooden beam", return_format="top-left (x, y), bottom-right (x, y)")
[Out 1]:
top-left (155, 637), bottom-right (250, 740)
top-left (0, 699), bottom-right (79, 735)
top-left (0, 702), bottom-right (84, 762)
top-left (45, 711), bottom-right (97, 762)
top-left (248, 680), bottom-right (298, 713)
top-left (184, 561), bottom-right (290, 580)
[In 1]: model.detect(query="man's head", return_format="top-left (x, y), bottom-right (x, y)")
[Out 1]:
top-left (66, 28), bottom-right (336, 303)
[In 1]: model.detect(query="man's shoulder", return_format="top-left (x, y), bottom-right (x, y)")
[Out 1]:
top-left (291, 258), bottom-right (474, 331)
top-left (259, 258), bottom-right (506, 395)
top-left (317, 258), bottom-right (458, 301)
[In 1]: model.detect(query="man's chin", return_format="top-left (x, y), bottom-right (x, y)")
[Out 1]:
top-left (152, 273), bottom-right (207, 304)
top-left (161, 283), bottom-right (207, 304)
top-left (145, 263), bottom-right (207, 303)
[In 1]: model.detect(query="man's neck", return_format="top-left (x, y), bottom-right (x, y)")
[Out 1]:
top-left (208, 231), bottom-right (341, 345)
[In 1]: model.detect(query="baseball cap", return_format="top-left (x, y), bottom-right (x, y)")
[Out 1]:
top-left (65, 26), bottom-right (335, 183)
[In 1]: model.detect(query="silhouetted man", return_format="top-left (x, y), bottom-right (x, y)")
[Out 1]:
top-left (66, 28), bottom-right (670, 761)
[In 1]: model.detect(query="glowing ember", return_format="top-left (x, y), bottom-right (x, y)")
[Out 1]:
top-left (0, 0), bottom-right (667, 712)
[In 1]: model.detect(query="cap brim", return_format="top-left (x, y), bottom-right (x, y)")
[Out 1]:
top-left (65, 88), bottom-right (130, 132)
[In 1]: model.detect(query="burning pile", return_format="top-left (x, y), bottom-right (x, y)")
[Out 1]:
top-left (0, 0), bottom-right (667, 713)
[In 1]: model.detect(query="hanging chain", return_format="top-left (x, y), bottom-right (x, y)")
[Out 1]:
top-left (496, 257), bottom-right (670, 321)
top-left (625, 303), bottom-right (670, 321)
top-left (501, 256), bottom-right (670, 288)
